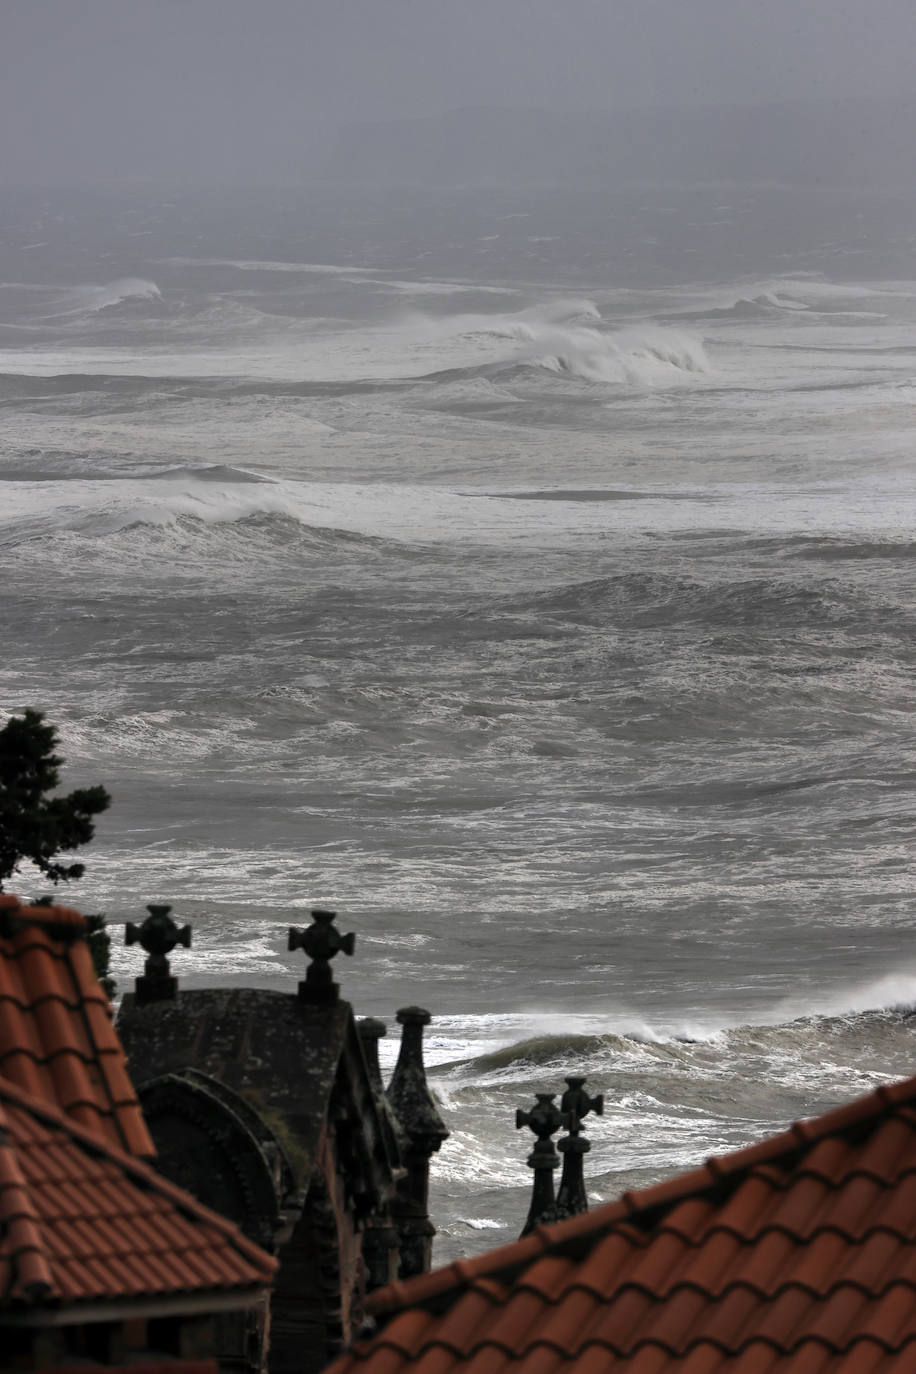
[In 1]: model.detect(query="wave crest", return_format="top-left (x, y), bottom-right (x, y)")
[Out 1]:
top-left (478, 308), bottom-right (709, 385)
top-left (450, 998), bottom-right (916, 1088)
top-left (68, 278), bottom-right (163, 314)
top-left (526, 325), bottom-right (709, 384)
top-left (410, 301), bottom-right (708, 388)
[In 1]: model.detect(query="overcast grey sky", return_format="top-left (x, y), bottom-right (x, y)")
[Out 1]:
top-left (2, 0), bottom-right (915, 182)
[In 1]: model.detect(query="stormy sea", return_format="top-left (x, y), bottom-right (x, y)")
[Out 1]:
top-left (1, 182), bottom-right (914, 1259)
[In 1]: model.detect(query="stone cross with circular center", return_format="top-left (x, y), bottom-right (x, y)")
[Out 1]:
top-left (125, 903), bottom-right (191, 1003)
top-left (515, 1093), bottom-right (572, 1237)
top-left (288, 908), bottom-right (355, 1003)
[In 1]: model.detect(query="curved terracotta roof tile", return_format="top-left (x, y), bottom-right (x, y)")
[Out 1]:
top-left (663, 1196), bottom-right (718, 1241)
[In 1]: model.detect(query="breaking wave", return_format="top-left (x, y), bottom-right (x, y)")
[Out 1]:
top-left (521, 324), bottom-right (708, 384)
top-left (52, 278), bottom-right (164, 316)
top-left (84, 277), bottom-right (161, 309)
top-left (450, 994), bottom-right (916, 1092)
top-left (407, 300), bottom-right (708, 387)
top-left (686, 292), bottom-right (810, 321)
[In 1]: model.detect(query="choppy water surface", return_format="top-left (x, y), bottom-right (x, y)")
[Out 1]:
top-left (1, 184), bottom-right (914, 1260)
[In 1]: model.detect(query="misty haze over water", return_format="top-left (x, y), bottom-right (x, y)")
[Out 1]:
top-left (1, 0), bottom-right (915, 1258)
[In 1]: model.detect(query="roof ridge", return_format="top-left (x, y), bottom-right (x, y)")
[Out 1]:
top-left (0, 1074), bottom-right (277, 1282)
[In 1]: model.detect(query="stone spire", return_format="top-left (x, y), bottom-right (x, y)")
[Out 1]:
top-left (357, 1015), bottom-right (405, 1169)
top-left (555, 1076), bottom-right (604, 1219)
top-left (516, 1093), bottom-right (570, 1236)
top-left (288, 908), bottom-right (355, 1004)
top-left (356, 1017), bottom-right (402, 1292)
top-left (125, 904), bottom-right (191, 1004)
top-left (386, 1006), bottom-right (449, 1278)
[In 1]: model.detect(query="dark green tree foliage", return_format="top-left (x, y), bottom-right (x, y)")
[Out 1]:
top-left (0, 709), bottom-right (111, 890)
top-left (85, 912), bottom-right (116, 1000)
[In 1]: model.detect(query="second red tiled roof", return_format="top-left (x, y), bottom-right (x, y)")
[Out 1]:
top-left (0, 894), bottom-right (152, 1156)
top-left (0, 1074), bottom-right (277, 1306)
top-left (332, 1076), bottom-right (916, 1373)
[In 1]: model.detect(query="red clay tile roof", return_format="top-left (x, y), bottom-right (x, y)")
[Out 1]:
top-left (0, 1073), bottom-right (277, 1307)
top-left (332, 1075), bottom-right (916, 1373)
top-left (0, 894), bottom-right (153, 1156)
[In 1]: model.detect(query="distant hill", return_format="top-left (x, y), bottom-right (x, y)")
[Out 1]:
top-left (317, 100), bottom-right (916, 189)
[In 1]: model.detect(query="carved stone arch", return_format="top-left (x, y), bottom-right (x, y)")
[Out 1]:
top-left (138, 1070), bottom-right (291, 1251)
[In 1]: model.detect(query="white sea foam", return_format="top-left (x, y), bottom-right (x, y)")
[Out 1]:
top-left (3, 466), bottom-right (914, 563)
top-left (114, 919), bottom-right (285, 984)
top-left (359, 277), bottom-right (519, 297)
top-left (161, 256), bottom-right (374, 275)
top-left (781, 972), bottom-right (916, 1020)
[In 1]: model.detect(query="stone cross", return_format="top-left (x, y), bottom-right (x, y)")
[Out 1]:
top-left (125, 904), bottom-right (191, 1004)
top-left (516, 1093), bottom-right (571, 1236)
top-left (288, 908), bottom-right (355, 1003)
top-left (561, 1076), bottom-right (604, 1133)
top-left (556, 1076), bottom-right (604, 1219)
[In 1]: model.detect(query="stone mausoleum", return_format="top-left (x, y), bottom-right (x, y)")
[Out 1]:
top-left (117, 906), bottom-right (449, 1374)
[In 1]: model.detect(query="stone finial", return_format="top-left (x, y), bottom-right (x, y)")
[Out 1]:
top-left (556, 1076), bottom-right (604, 1219)
top-left (387, 1007), bottom-right (449, 1280)
top-left (516, 1093), bottom-right (571, 1237)
top-left (288, 908), bottom-right (355, 1004)
top-left (387, 1007), bottom-right (448, 1155)
top-left (125, 904), bottom-right (191, 1004)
